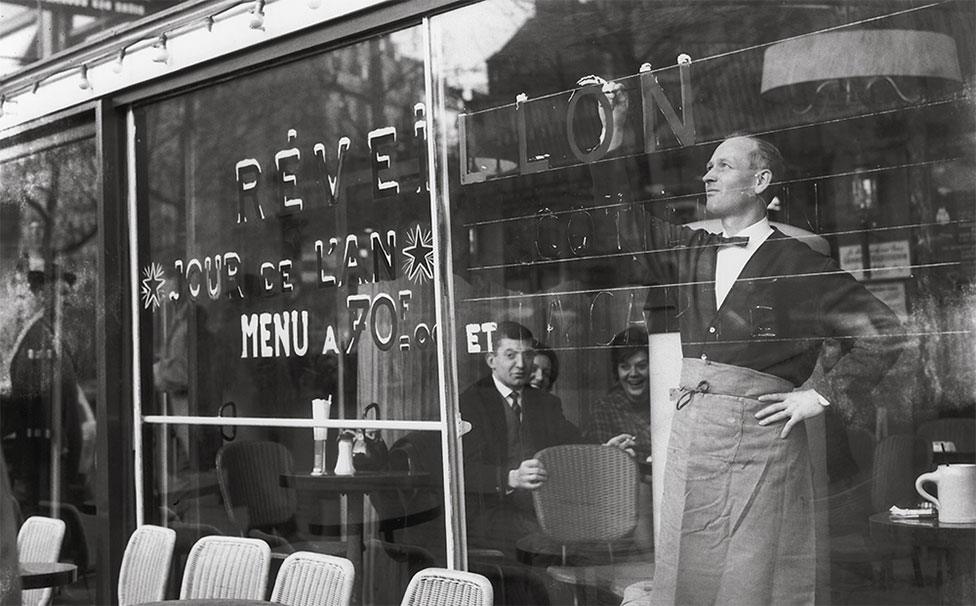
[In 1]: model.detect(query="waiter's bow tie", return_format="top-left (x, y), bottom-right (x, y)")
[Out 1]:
top-left (716, 235), bottom-right (750, 248)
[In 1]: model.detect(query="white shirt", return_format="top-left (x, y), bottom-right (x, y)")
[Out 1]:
top-left (491, 375), bottom-right (522, 418)
top-left (715, 217), bottom-right (774, 309)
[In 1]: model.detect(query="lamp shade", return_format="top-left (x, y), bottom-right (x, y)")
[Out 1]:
top-left (761, 29), bottom-right (962, 95)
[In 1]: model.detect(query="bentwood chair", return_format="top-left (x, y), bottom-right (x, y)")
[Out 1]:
top-left (270, 550), bottom-right (355, 606)
top-left (179, 535), bottom-right (271, 600)
top-left (531, 444), bottom-right (654, 602)
top-left (18, 515), bottom-right (67, 606)
top-left (399, 567), bottom-right (493, 606)
top-left (117, 524), bottom-right (177, 606)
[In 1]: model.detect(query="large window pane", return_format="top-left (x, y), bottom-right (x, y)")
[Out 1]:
top-left (0, 123), bottom-right (100, 602)
top-left (136, 26), bottom-right (447, 604)
top-left (432, 1), bottom-right (974, 605)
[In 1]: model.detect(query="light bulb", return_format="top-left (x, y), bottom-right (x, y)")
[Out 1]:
top-left (249, 0), bottom-right (265, 30)
top-left (307, 0), bottom-right (321, 8)
top-left (112, 48), bottom-right (126, 73)
top-left (78, 65), bottom-right (91, 90)
top-left (152, 34), bottom-right (169, 64)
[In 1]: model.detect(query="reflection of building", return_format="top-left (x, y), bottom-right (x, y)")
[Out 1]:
top-left (0, 0), bottom-right (181, 76)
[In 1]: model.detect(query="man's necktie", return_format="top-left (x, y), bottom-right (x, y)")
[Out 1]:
top-left (716, 235), bottom-right (749, 248)
top-left (509, 392), bottom-right (522, 424)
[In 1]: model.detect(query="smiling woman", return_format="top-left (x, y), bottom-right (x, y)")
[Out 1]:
top-left (583, 327), bottom-right (653, 463)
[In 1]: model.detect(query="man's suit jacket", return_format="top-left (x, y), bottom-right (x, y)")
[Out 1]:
top-left (459, 376), bottom-right (581, 511)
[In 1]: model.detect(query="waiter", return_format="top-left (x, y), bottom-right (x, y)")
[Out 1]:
top-left (637, 135), bottom-right (906, 605)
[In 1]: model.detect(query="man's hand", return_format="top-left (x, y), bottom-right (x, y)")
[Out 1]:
top-left (508, 458), bottom-right (548, 490)
top-left (605, 433), bottom-right (636, 457)
top-left (756, 389), bottom-right (825, 438)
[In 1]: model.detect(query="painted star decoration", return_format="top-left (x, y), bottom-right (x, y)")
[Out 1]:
top-left (402, 224), bottom-right (434, 284)
top-left (140, 262), bottom-right (166, 311)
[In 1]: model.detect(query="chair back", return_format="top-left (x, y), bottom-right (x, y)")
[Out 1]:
top-left (399, 567), bottom-right (493, 606)
top-left (179, 535), bottom-right (271, 600)
top-left (532, 444), bottom-right (639, 543)
top-left (216, 440), bottom-right (297, 532)
top-left (271, 550), bottom-right (355, 606)
top-left (117, 525), bottom-right (177, 606)
top-left (18, 515), bottom-right (66, 606)
top-left (871, 433), bottom-right (927, 512)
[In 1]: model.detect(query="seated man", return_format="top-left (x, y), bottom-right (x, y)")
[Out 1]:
top-left (459, 321), bottom-right (582, 558)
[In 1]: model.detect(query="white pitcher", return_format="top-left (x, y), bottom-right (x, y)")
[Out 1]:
top-left (915, 464), bottom-right (976, 523)
top-left (334, 432), bottom-right (356, 475)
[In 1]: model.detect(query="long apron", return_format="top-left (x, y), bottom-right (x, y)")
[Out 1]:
top-left (651, 358), bottom-right (816, 606)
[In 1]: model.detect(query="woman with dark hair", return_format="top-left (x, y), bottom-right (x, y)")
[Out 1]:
top-left (529, 342), bottom-right (559, 392)
top-left (584, 326), bottom-right (652, 462)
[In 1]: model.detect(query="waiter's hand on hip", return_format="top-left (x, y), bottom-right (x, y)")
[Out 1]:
top-left (755, 389), bottom-right (825, 438)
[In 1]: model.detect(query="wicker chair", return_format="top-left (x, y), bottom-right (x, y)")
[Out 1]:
top-left (531, 444), bottom-right (654, 602)
top-left (117, 525), bottom-right (177, 606)
top-left (399, 567), bottom-right (493, 606)
top-left (270, 550), bottom-right (355, 606)
top-left (216, 440), bottom-right (344, 556)
top-left (179, 535), bottom-right (271, 600)
top-left (18, 515), bottom-right (67, 606)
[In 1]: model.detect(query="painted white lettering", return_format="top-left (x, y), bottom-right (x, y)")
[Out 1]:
top-left (275, 129), bottom-right (303, 212)
top-left (312, 137), bottom-right (350, 207)
top-left (235, 158), bottom-right (264, 223)
top-left (292, 310), bottom-right (309, 356)
top-left (223, 252), bottom-right (244, 299)
top-left (368, 127), bottom-right (400, 199)
top-left (279, 259), bottom-right (294, 292)
top-left (205, 255), bottom-right (222, 300)
top-left (346, 294), bottom-right (371, 354)
top-left (370, 293), bottom-right (397, 352)
top-left (315, 238), bottom-right (338, 288)
top-left (259, 312), bottom-right (274, 357)
top-left (370, 230), bottom-right (397, 283)
top-left (321, 324), bottom-right (340, 355)
top-left (260, 262), bottom-right (277, 294)
top-left (465, 323), bottom-right (482, 353)
top-left (186, 258), bottom-right (203, 300)
top-left (241, 314), bottom-right (260, 358)
top-left (341, 235), bottom-right (365, 286)
top-left (274, 312), bottom-right (291, 357)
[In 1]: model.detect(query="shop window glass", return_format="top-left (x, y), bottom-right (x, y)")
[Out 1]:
top-left (0, 122), bottom-right (100, 600)
top-left (136, 26), bottom-right (447, 602)
top-left (431, 1), bottom-right (974, 605)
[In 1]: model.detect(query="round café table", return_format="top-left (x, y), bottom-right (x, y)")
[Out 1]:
top-left (281, 471), bottom-right (432, 605)
top-left (19, 561), bottom-right (77, 590)
top-left (869, 512), bottom-right (975, 605)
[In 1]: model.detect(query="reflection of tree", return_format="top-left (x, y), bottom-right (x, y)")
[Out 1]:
top-left (1, 143), bottom-right (98, 260)
top-left (0, 139), bottom-right (99, 387)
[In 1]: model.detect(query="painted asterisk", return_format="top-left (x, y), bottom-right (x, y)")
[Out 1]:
top-left (140, 262), bottom-right (166, 311)
top-left (402, 224), bottom-right (434, 284)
